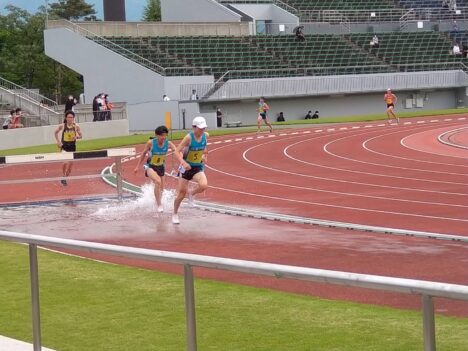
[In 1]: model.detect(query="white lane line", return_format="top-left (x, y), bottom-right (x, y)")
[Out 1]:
top-left (444, 118), bottom-right (453, 121)
top-left (213, 141), bottom-right (222, 144)
top-left (401, 132), bottom-right (468, 160)
top-left (321, 131), bottom-right (468, 183)
top-left (404, 122), bottom-right (412, 125)
top-left (315, 129), bottom-right (322, 133)
top-left (303, 131), bottom-right (311, 134)
top-left (224, 139), bottom-right (232, 143)
top-left (437, 127), bottom-right (468, 150)
top-left (430, 120), bottom-right (439, 122)
top-left (352, 126), bottom-right (360, 129)
top-left (210, 132), bottom-right (467, 196)
top-left (416, 121), bottom-right (426, 124)
top-left (362, 129), bottom-right (468, 169)
top-left (235, 138), bottom-right (243, 141)
top-left (246, 137), bottom-right (254, 140)
top-left (458, 117), bottom-right (466, 120)
top-left (206, 164), bottom-right (468, 222)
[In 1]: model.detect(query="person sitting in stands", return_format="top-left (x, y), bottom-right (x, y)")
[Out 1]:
top-left (369, 35), bottom-right (379, 48)
top-left (295, 27), bottom-right (305, 42)
top-left (453, 43), bottom-right (462, 56)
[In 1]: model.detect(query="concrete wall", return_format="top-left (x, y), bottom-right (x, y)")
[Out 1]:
top-left (0, 119), bottom-right (129, 150)
top-left (231, 4), bottom-right (299, 34)
top-left (55, 20), bottom-right (250, 37)
top-left (44, 27), bottom-right (215, 131)
top-left (206, 89), bottom-right (459, 125)
top-left (161, 0), bottom-right (241, 23)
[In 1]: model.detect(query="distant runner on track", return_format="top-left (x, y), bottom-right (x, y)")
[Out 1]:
top-left (384, 88), bottom-right (399, 124)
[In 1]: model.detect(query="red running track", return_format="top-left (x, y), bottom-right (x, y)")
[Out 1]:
top-left (2, 115), bottom-right (468, 316)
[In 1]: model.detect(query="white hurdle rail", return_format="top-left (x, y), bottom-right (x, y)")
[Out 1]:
top-left (0, 148), bottom-right (136, 200)
top-left (0, 231), bottom-right (467, 351)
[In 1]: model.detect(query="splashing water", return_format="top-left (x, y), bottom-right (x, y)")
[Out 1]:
top-left (92, 183), bottom-right (177, 220)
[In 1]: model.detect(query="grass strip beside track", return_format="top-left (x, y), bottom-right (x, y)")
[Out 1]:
top-left (1, 241), bottom-right (467, 351)
top-left (1, 108), bottom-right (467, 156)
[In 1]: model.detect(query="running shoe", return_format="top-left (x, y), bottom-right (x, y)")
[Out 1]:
top-left (61, 179), bottom-right (68, 186)
top-left (172, 214), bottom-right (180, 224)
top-left (157, 205), bottom-right (164, 213)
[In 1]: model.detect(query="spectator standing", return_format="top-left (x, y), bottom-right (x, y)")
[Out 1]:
top-left (92, 94), bottom-right (100, 122)
top-left (216, 108), bottom-right (223, 127)
top-left (103, 94), bottom-right (113, 121)
top-left (190, 89), bottom-right (199, 100)
top-left (65, 95), bottom-right (77, 112)
top-left (453, 43), bottom-right (462, 56)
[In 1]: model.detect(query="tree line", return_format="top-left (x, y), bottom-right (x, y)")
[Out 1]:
top-left (0, 0), bottom-right (160, 104)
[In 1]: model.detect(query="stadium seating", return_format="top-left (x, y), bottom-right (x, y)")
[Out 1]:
top-left (95, 31), bottom-right (463, 80)
top-left (348, 31), bottom-right (461, 70)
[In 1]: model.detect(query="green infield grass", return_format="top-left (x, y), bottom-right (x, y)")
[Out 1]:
top-left (0, 241), bottom-right (467, 351)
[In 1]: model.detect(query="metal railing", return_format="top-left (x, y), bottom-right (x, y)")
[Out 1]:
top-left (0, 77), bottom-right (57, 107)
top-left (1, 230), bottom-right (467, 351)
top-left (180, 64), bottom-right (468, 100)
top-left (47, 19), bottom-right (166, 74)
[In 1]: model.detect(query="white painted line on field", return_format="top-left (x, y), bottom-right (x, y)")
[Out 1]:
top-left (246, 137), bottom-right (253, 140)
top-left (417, 121), bottom-right (425, 124)
top-left (444, 118), bottom-right (453, 121)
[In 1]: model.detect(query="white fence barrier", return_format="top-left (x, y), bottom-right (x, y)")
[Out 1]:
top-left (0, 231), bottom-right (467, 351)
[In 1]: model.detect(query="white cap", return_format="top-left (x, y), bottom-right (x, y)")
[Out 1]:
top-left (387, 88), bottom-right (391, 91)
top-left (192, 116), bottom-right (207, 129)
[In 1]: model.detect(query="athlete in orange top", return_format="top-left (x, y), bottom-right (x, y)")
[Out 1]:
top-left (384, 88), bottom-right (399, 124)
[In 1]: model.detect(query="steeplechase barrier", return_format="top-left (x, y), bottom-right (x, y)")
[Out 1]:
top-left (0, 148), bottom-right (136, 200)
top-left (0, 231), bottom-right (467, 351)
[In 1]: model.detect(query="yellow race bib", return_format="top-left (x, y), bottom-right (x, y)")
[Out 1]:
top-left (150, 154), bottom-right (166, 166)
top-left (186, 150), bottom-right (202, 163)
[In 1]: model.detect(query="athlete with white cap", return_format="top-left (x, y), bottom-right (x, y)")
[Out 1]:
top-left (172, 116), bottom-right (209, 224)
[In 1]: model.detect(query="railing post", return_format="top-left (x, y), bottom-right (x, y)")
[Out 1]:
top-left (115, 156), bottom-right (123, 201)
top-left (422, 295), bottom-right (436, 351)
top-left (29, 244), bottom-right (42, 351)
top-left (184, 264), bottom-right (197, 351)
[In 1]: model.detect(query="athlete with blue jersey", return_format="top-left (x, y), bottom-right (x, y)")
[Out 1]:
top-left (172, 116), bottom-right (209, 224)
top-left (134, 125), bottom-right (177, 213)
